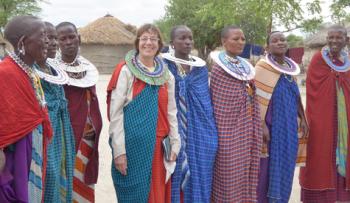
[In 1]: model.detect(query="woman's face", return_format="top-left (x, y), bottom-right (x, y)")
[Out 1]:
top-left (46, 25), bottom-right (58, 59)
top-left (327, 29), bottom-right (347, 56)
top-left (57, 25), bottom-right (80, 58)
top-left (171, 27), bottom-right (193, 58)
top-left (267, 32), bottom-right (288, 57)
top-left (23, 21), bottom-right (49, 63)
top-left (138, 31), bottom-right (159, 59)
top-left (222, 29), bottom-right (245, 57)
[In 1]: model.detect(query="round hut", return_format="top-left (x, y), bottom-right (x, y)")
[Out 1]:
top-left (79, 14), bottom-right (136, 73)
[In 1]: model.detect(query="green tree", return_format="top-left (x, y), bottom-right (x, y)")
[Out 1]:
top-left (286, 34), bottom-right (304, 48)
top-left (157, 0), bottom-right (218, 58)
top-left (0, 0), bottom-right (45, 35)
top-left (156, 0), bottom-right (322, 59)
top-left (330, 0), bottom-right (350, 23)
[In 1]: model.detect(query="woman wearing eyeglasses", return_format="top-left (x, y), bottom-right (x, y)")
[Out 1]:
top-left (107, 23), bottom-right (181, 203)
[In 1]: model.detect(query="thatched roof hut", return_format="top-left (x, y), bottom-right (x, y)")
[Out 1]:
top-left (78, 14), bottom-right (136, 73)
top-left (79, 14), bottom-right (135, 45)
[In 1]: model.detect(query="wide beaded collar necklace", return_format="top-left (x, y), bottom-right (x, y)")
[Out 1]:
top-left (265, 53), bottom-right (300, 76)
top-left (34, 58), bottom-right (69, 85)
top-left (125, 50), bottom-right (169, 86)
top-left (210, 50), bottom-right (255, 81)
top-left (321, 46), bottom-right (350, 72)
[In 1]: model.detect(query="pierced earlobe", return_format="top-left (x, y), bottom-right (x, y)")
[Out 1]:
top-left (18, 41), bottom-right (26, 56)
top-left (17, 36), bottom-right (26, 56)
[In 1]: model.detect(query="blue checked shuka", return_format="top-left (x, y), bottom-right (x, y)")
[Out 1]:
top-left (166, 60), bottom-right (218, 203)
top-left (41, 77), bottom-right (75, 203)
top-left (29, 125), bottom-right (44, 203)
top-left (174, 65), bottom-right (191, 190)
top-left (210, 64), bottom-right (262, 203)
top-left (111, 84), bottom-right (159, 203)
top-left (267, 75), bottom-right (299, 202)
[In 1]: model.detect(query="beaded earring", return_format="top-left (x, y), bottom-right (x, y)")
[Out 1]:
top-left (18, 41), bottom-right (26, 56)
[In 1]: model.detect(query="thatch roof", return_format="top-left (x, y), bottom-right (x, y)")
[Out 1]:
top-left (305, 24), bottom-right (350, 49)
top-left (79, 14), bottom-right (136, 45)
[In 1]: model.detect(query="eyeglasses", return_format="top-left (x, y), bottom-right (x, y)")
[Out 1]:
top-left (139, 37), bottom-right (160, 43)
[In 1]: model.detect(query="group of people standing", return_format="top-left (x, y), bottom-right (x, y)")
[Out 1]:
top-left (0, 16), bottom-right (102, 203)
top-left (0, 14), bottom-right (349, 203)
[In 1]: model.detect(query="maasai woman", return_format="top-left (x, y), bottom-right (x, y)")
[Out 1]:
top-left (210, 25), bottom-right (263, 202)
top-left (107, 24), bottom-right (181, 203)
top-left (34, 22), bottom-right (75, 203)
top-left (162, 25), bottom-right (218, 203)
top-left (56, 22), bottom-right (102, 203)
top-left (254, 31), bottom-right (308, 203)
top-left (300, 25), bottom-right (350, 203)
top-left (0, 15), bottom-right (52, 202)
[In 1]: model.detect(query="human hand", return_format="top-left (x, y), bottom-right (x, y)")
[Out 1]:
top-left (114, 154), bottom-right (127, 175)
top-left (262, 123), bottom-right (270, 142)
top-left (299, 118), bottom-right (309, 138)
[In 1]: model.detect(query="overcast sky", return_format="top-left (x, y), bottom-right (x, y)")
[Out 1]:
top-left (39, 0), bottom-right (168, 28)
top-left (39, 0), bottom-right (333, 33)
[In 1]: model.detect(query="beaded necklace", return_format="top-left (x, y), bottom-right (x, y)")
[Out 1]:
top-left (265, 53), bottom-right (299, 75)
top-left (56, 56), bottom-right (86, 73)
top-left (227, 54), bottom-right (255, 115)
top-left (34, 60), bottom-right (69, 85)
top-left (8, 52), bottom-right (46, 107)
top-left (54, 53), bottom-right (99, 87)
top-left (125, 50), bottom-right (169, 85)
top-left (266, 53), bottom-right (298, 83)
top-left (133, 55), bottom-right (164, 77)
top-left (219, 52), bottom-right (251, 76)
top-left (210, 50), bottom-right (255, 81)
top-left (321, 46), bottom-right (350, 72)
top-left (162, 52), bottom-right (206, 67)
top-left (212, 51), bottom-right (255, 113)
top-left (175, 62), bottom-right (192, 77)
top-left (222, 52), bottom-right (255, 96)
top-left (56, 51), bottom-right (79, 67)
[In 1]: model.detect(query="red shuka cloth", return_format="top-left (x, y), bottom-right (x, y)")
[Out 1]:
top-left (286, 47), bottom-right (304, 64)
top-left (64, 85), bottom-right (102, 185)
top-left (300, 52), bottom-right (350, 190)
top-left (0, 57), bottom-right (52, 147)
top-left (107, 62), bottom-right (171, 203)
top-left (107, 61), bottom-right (126, 121)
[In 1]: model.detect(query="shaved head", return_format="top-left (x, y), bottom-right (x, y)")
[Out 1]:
top-left (328, 24), bottom-right (347, 37)
top-left (56, 21), bottom-right (78, 33)
top-left (221, 25), bottom-right (241, 39)
top-left (170, 25), bottom-right (191, 41)
top-left (44, 21), bottom-right (54, 29)
top-left (4, 15), bottom-right (42, 49)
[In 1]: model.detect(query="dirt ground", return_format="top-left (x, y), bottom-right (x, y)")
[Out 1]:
top-left (94, 74), bottom-right (305, 203)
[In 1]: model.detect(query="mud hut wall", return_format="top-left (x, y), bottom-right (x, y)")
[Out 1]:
top-left (80, 44), bottom-right (133, 73)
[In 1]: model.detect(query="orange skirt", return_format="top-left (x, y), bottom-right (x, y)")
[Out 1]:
top-left (148, 136), bottom-right (171, 203)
